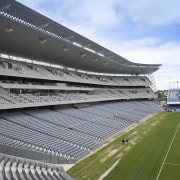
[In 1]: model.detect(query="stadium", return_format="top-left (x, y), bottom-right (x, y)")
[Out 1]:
top-left (2, 0), bottom-right (179, 179)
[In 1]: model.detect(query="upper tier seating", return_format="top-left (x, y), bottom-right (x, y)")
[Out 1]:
top-left (0, 58), bottom-right (151, 87)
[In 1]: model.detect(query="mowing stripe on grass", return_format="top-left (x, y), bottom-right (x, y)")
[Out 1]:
top-left (132, 122), bottom-right (172, 180)
top-left (68, 113), bottom-right (180, 180)
top-left (156, 123), bottom-right (180, 180)
top-left (147, 119), bottom-right (178, 179)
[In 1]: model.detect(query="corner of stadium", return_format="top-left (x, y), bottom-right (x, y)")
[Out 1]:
top-left (0, 0), bottom-right (164, 179)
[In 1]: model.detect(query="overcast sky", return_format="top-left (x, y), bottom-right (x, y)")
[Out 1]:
top-left (17, 0), bottom-right (180, 90)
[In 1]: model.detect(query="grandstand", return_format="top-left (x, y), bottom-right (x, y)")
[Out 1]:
top-left (167, 89), bottom-right (180, 111)
top-left (0, 0), bottom-right (163, 179)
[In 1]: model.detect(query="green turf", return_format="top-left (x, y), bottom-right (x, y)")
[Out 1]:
top-left (68, 112), bottom-right (180, 180)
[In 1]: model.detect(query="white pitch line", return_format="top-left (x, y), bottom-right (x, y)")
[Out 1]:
top-left (156, 123), bottom-right (180, 180)
top-left (165, 163), bottom-right (180, 166)
top-left (98, 159), bottom-right (120, 180)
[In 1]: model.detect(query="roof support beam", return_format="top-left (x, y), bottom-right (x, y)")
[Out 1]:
top-left (0, 4), bottom-right (11, 12)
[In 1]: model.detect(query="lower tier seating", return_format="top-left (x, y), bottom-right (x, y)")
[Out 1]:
top-left (0, 100), bottom-right (163, 163)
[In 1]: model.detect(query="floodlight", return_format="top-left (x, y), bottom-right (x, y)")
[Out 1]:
top-left (80, 53), bottom-right (86, 57)
top-left (39, 37), bottom-right (47, 44)
top-left (4, 27), bottom-right (13, 33)
top-left (62, 47), bottom-right (69, 52)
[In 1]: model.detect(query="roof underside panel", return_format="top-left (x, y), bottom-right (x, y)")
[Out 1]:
top-left (0, 0), bottom-right (161, 75)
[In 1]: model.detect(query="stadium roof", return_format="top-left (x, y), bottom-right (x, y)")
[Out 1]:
top-left (0, 0), bottom-right (161, 75)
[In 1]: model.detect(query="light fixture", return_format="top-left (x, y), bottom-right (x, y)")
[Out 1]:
top-left (4, 26), bottom-right (13, 33)
top-left (86, 44), bottom-right (91, 47)
top-left (93, 58), bottom-right (98, 62)
top-left (39, 37), bottom-right (47, 44)
top-left (62, 47), bottom-right (69, 52)
top-left (37, 23), bottom-right (49, 29)
top-left (66, 35), bottom-right (74, 39)
top-left (80, 52), bottom-right (86, 57)
top-left (0, 4), bottom-right (11, 12)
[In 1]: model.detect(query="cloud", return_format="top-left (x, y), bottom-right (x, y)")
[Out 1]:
top-left (16, 0), bottom-right (180, 90)
top-left (17, 0), bottom-right (180, 28)
top-left (17, 0), bottom-right (122, 27)
top-left (154, 65), bottom-right (180, 90)
top-left (67, 0), bottom-right (122, 27)
top-left (17, 0), bottom-right (44, 10)
top-left (118, 0), bottom-right (180, 26)
top-left (117, 41), bottom-right (180, 90)
top-left (84, 33), bottom-right (180, 90)
top-left (120, 41), bottom-right (180, 65)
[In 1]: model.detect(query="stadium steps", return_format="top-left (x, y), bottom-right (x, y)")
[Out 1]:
top-left (0, 154), bottom-right (74, 180)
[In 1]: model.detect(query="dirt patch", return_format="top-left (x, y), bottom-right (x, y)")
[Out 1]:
top-left (130, 136), bottom-right (138, 145)
top-left (124, 145), bottom-right (131, 151)
top-left (103, 148), bottom-right (112, 155)
top-left (107, 149), bottom-right (119, 157)
top-left (159, 114), bottom-right (166, 119)
top-left (151, 120), bottom-right (159, 126)
top-left (142, 131), bottom-right (147, 135)
top-left (100, 157), bottom-right (107, 163)
top-left (133, 131), bottom-right (138, 134)
top-left (129, 131), bottom-right (137, 137)
top-left (116, 152), bottom-right (123, 158)
top-left (100, 149), bottom-right (119, 163)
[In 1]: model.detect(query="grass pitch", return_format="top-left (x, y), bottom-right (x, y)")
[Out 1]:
top-left (68, 112), bottom-right (180, 180)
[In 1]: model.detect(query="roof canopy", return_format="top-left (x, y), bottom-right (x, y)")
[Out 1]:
top-left (0, 0), bottom-right (161, 75)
